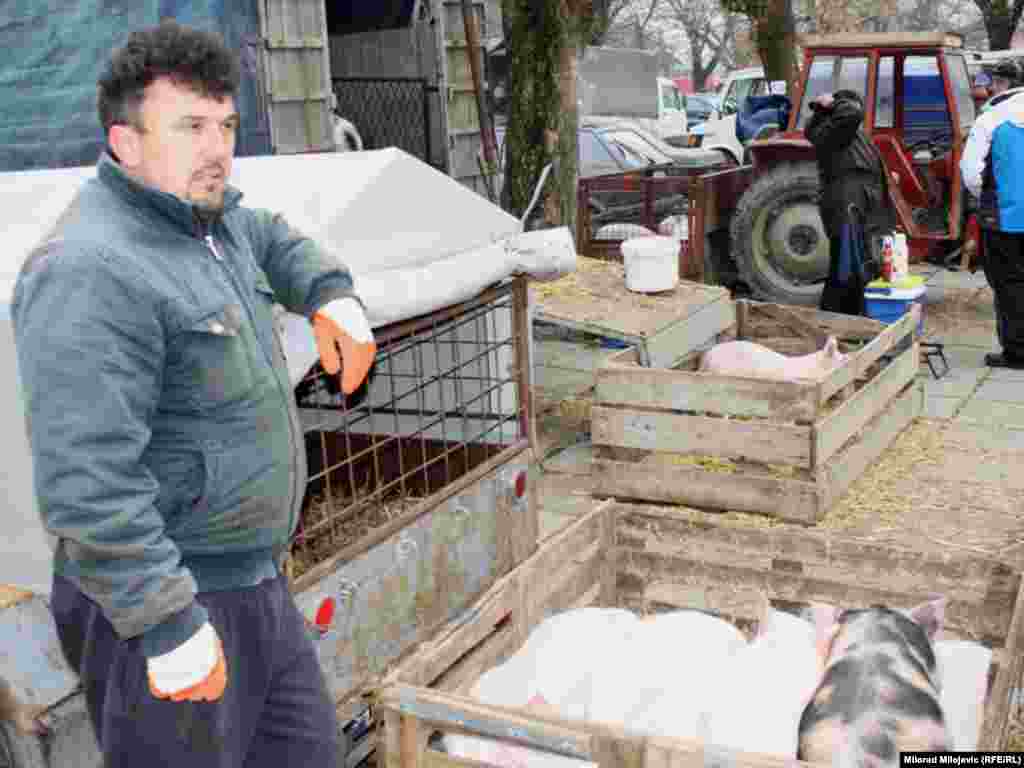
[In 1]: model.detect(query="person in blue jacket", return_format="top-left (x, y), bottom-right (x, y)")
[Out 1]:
top-left (962, 74), bottom-right (1024, 369)
top-left (11, 20), bottom-right (377, 766)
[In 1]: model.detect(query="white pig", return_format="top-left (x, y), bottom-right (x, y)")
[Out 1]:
top-left (442, 608), bottom-right (636, 768)
top-left (700, 336), bottom-right (847, 381)
top-left (611, 610), bottom-right (747, 736)
top-left (935, 640), bottom-right (992, 751)
top-left (701, 596), bottom-right (820, 757)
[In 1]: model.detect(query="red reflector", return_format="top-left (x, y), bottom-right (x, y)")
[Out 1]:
top-left (315, 597), bottom-right (336, 630)
top-left (514, 471), bottom-right (527, 498)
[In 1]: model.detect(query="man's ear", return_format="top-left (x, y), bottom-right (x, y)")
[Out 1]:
top-left (108, 124), bottom-right (142, 168)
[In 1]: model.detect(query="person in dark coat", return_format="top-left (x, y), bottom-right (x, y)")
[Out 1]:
top-left (804, 89), bottom-right (895, 315)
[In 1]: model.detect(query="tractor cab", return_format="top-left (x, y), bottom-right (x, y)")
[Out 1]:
top-left (790, 33), bottom-right (975, 255)
top-left (728, 32), bottom-right (979, 304)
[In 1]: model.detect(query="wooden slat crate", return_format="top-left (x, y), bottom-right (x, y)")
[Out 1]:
top-left (532, 259), bottom-right (733, 369)
top-left (373, 501), bottom-right (1024, 767)
top-left (591, 299), bottom-right (923, 524)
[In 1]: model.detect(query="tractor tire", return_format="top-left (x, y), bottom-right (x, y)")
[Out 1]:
top-left (730, 162), bottom-right (828, 306)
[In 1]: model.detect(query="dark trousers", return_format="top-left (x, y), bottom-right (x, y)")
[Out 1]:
top-left (51, 572), bottom-right (341, 768)
top-left (982, 229), bottom-right (1024, 361)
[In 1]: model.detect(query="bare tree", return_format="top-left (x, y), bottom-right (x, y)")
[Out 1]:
top-left (972, 0), bottom-right (1024, 49)
top-left (589, 0), bottom-right (635, 44)
top-left (721, 0), bottom-right (799, 87)
top-left (663, 0), bottom-right (739, 90)
top-left (598, 0), bottom-right (664, 48)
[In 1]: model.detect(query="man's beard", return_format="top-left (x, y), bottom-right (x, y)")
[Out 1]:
top-left (189, 169), bottom-right (227, 212)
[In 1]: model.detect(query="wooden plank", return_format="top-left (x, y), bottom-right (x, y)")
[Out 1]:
top-left (379, 684), bottom-right (594, 761)
top-left (381, 709), bottom-right (403, 768)
top-left (613, 498), bottom-right (1017, 608)
top-left (600, 502), bottom-right (618, 608)
top-left (378, 683), bottom-right (817, 768)
top-left (736, 299), bottom-right (750, 340)
top-left (820, 382), bottom-right (922, 510)
top-left (616, 550), bottom-right (1015, 641)
top-left (818, 304), bottom-right (919, 404)
top-left (402, 714), bottom-right (423, 768)
top-left (749, 303), bottom-right (830, 348)
top-left (595, 364), bottom-right (819, 422)
top-left (772, 304), bottom-right (887, 340)
top-left (592, 458), bottom-right (822, 524)
top-left (389, 504), bottom-right (605, 688)
top-left (532, 259), bottom-right (730, 343)
top-left (593, 406), bottom-right (814, 468)
top-left (814, 344), bottom-right (919, 467)
top-left (428, 541), bottom-right (602, 696)
top-left (644, 295), bottom-right (735, 369)
top-left (980, 577), bottom-right (1024, 749)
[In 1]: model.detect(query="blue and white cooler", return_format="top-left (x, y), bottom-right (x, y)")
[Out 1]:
top-left (864, 274), bottom-right (926, 336)
top-left (863, 274), bottom-right (948, 377)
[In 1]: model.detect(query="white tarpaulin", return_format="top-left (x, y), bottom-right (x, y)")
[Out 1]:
top-left (0, 148), bottom-right (575, 594)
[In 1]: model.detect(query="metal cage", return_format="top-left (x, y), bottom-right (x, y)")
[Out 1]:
top-left (288, 277), bottom-right (533, 581)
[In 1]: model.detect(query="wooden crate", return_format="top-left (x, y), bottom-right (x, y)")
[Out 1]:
top-left (374, 501), bottom-right (1024, 767)
top-left (532, 258), bottom-right (733, 369)
top-left (591, 300), bottom-right (923, 524)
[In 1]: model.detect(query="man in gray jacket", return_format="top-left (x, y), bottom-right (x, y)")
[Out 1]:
top-left (11, 20), bottom-right (376, 767)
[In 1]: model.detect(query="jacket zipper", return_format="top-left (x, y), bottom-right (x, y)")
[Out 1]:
top-left (200, 226), bottom-right (302, 559)
top-left (204, 234), bottom-right (223, 262)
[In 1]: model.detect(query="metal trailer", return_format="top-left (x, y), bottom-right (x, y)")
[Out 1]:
top-left (0, 280), bottom-right (536, 768)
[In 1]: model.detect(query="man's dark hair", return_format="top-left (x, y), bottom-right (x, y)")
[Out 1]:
top-left (97, 19), bottom-right (240, 133)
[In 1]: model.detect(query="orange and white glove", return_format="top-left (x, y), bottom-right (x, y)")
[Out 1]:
top-left (147, 622), bottom-right (227, 703)
top-left (312, 297), bottom-right (376, 394)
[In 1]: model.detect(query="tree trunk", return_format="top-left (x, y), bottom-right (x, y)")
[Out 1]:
top-left (501, 0), bottom-right (577, 232)
top-left (973, 0), bottom-right (1024, 49)
top-left (548, 29), bottom-right (579, 231)
top-left (753, 0), bottom-right (796, 87)
top-left (985, 9), bottom-right (1016, 49)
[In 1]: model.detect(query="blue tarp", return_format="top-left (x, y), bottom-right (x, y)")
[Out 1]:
top-left (0, 0), bottom-right (270, 171)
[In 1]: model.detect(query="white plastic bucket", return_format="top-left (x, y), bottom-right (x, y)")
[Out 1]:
top-left (621, 236), bottom-right (679, 293)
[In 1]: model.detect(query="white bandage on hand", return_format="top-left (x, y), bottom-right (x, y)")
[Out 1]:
top-left (147, 621), bottom-right (223, 700)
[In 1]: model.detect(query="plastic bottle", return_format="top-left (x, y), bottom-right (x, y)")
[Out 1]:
top-left (880, 238), bottom-right (894, 282)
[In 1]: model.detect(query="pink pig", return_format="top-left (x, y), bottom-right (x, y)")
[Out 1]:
top-left (699, 336), bottom-right (847, 381)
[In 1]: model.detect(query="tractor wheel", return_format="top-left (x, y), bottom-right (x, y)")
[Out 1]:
top-left (730, 162), bottom-right (828, 306)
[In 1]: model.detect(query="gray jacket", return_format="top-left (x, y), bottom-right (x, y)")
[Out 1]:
top-left (12, 154), bottom-right (356, 657)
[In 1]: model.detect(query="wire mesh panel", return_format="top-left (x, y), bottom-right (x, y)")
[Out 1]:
top-left (290, 281), bottom-right (529, 577)
top-left (332, 77), bottom-right (435, 165)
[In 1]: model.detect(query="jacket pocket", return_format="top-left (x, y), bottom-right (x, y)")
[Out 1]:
top-left (165, 302), bottom-right (256, 411)
top-left (152, 449), bottom-right (209, 538)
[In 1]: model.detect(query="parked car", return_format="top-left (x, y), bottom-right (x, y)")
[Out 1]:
top-left (495, 123), bottom-right (717, 229)
top-left (579, 119), bottom-right (733, 170)
top-left (576, 48), bottom-right (688, 145)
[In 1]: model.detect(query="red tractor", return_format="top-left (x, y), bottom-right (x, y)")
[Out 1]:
top-left (691, 32), bottom-right (981, 305)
